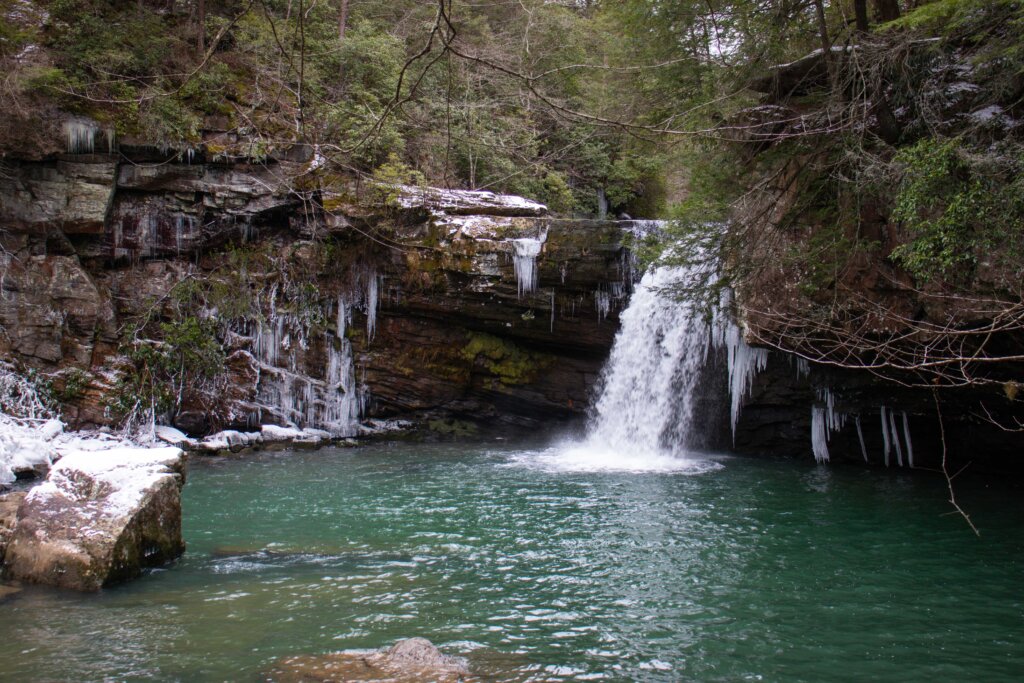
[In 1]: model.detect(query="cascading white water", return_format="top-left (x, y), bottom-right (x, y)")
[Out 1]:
top-left (584, 266), bottom-right (709, 458)
top-left (518, 264), bottom-right (765, 473)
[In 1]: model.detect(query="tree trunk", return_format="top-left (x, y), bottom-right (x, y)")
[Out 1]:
top-left (854, 0), bottom-right (870, 32)
top-left (812, 0), bottom-right (835, 88)
top-left (338, 0), bottom-right (350, 40)
top-left (338, 0), bottom-right (350, 82)
top-left (873, 0), bottom-right (901, 22)
top-left (196, 0), bottom-right (206, 53)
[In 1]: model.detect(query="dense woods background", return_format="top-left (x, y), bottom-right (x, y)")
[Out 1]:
top-left (1, 0), bottom-right (1023, 413)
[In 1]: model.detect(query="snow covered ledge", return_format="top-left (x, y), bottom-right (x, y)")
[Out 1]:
top-left (2, 427), bottom-right (186, 591)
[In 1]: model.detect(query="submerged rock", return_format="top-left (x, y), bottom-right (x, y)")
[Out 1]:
top-left (267, 637), bottom-right (471, 682)
top-left (3, 446), bottom-right (186, 591)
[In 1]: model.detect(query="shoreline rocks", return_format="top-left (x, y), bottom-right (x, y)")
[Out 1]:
top-left (3, 445), bottom-right (186, 591)
top-left (267, 637), bottom-right (471, 683)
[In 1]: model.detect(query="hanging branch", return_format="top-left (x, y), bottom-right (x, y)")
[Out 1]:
top-left (933, 389), bottom-right (980, 536)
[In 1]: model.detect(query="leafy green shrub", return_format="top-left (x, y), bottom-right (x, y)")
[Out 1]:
top-left (370, 153), bottom-right (426, 206)
top-left (890, 138), bottom-right (1024, 283)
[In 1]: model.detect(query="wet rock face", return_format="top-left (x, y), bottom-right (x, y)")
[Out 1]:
top-left (267, 637), bottom-right (471, 683)
top-left (0, 492), bottom-right (27, 565)
top-left (0, 149), bottom-right (636, 434)
top-left (364, 217), bottom-right (632, 428)
top-left (3, 447), bottom-right (186, 591)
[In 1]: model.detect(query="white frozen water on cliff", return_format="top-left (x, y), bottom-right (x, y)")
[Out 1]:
top-left (810, 387), bottom-right (847, 464)
top-left (365, 272), bottom-right (379, 341)
top-left (902, 411), bottom-right (915, 468)
top-left (811, 406), bottom-right (831, 464)
top-left (63, 119), bottom-right (114, 155)
top-left (719, 322), bottom-right (769, 439)
top-left (881, 406), bottom-right (892, 466)
top-left (249, 293), bottom-right (363, 436)
top-left (512, 236), bottom-right (545, 297)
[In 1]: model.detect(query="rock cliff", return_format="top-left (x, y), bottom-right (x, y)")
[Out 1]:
top-left (0, 144), bottom-right (638, 436)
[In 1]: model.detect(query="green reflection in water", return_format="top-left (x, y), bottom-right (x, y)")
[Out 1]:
top-left (0, 441), bottom-right (1022, 682)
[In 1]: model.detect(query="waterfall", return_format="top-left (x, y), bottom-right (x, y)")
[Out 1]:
top-left (545, 265), bottom-right (766, 472)
top-left (584, 267), bottom-right (710, 457)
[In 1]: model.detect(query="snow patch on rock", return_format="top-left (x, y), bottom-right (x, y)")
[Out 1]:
top-left (394, 185), bottom-right (547, 217)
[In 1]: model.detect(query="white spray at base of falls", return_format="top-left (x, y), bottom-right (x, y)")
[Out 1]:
top-left (585, 267), bottom-right (710, 458)
top-left (520, 265), bottom-right (765, 473)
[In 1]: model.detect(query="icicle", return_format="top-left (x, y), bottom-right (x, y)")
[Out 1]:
top-left (902, 411), bottom-right (914, 468)
top-left (336, 294), bottom-right (348, 339)
top-left (720, 323), bottom-right (769, 441)
top-left (252, 293), bottom-right (362, 436)
top-left (881, 407), bottom-right (891, 467)
top-left (173, 214), bottom-right (192, 256)
top-left (365, 273), bottom-right (379, 342)
top-left (855, 416), bottom-right (868, 462)
top-left (811, 406), bottom-right (830, 463)
top-left (64, 120), bottom-right (96, 154)
top-left (595, 289), bottom-right (611, 322)
top-left (510, 232), bottom-right (546, 296)
top-left (550, 290), bottom-right (555, 333)
top-left (889, 409), bottom-right (903, 467)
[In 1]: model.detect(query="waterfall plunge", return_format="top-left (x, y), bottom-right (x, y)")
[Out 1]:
top-left (523, 265), bottom-right (765, 473)
top-left (584, 267), bottom-right (709, 458)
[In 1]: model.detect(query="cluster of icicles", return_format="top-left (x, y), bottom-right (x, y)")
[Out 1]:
top-left (248, 270), bottom-right (379, 436)
top-left (508, 221), bottom-right (655, 329)
top-left (63, 120), bottom-right (115, 155)
top-left (811, 387), bottom-right (915, 467)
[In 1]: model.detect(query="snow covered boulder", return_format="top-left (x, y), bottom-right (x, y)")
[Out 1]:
top-left (3, 446), bottom-right (186, 591)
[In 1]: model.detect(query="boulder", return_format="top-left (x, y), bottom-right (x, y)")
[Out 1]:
top-left (267, 637), bottom-right (471, 682)
top-left (3, 446), bottom-right (186, 591)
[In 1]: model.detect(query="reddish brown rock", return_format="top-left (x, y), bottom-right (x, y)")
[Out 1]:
top-left (0, 491), bottom-right (27, 565)
top-left (267, 638), bottom-right (471, 683)
top-left (3, 447), bottom-right (186, 591)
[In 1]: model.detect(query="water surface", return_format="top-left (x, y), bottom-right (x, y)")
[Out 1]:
top-left (0, 441), bottom-right (1021, 682)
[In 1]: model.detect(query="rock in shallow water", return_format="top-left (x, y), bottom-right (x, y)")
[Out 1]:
top-left (266, 637), bottom-right (471, 682)
top-left (2, 447), bottom-right (185, 591)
